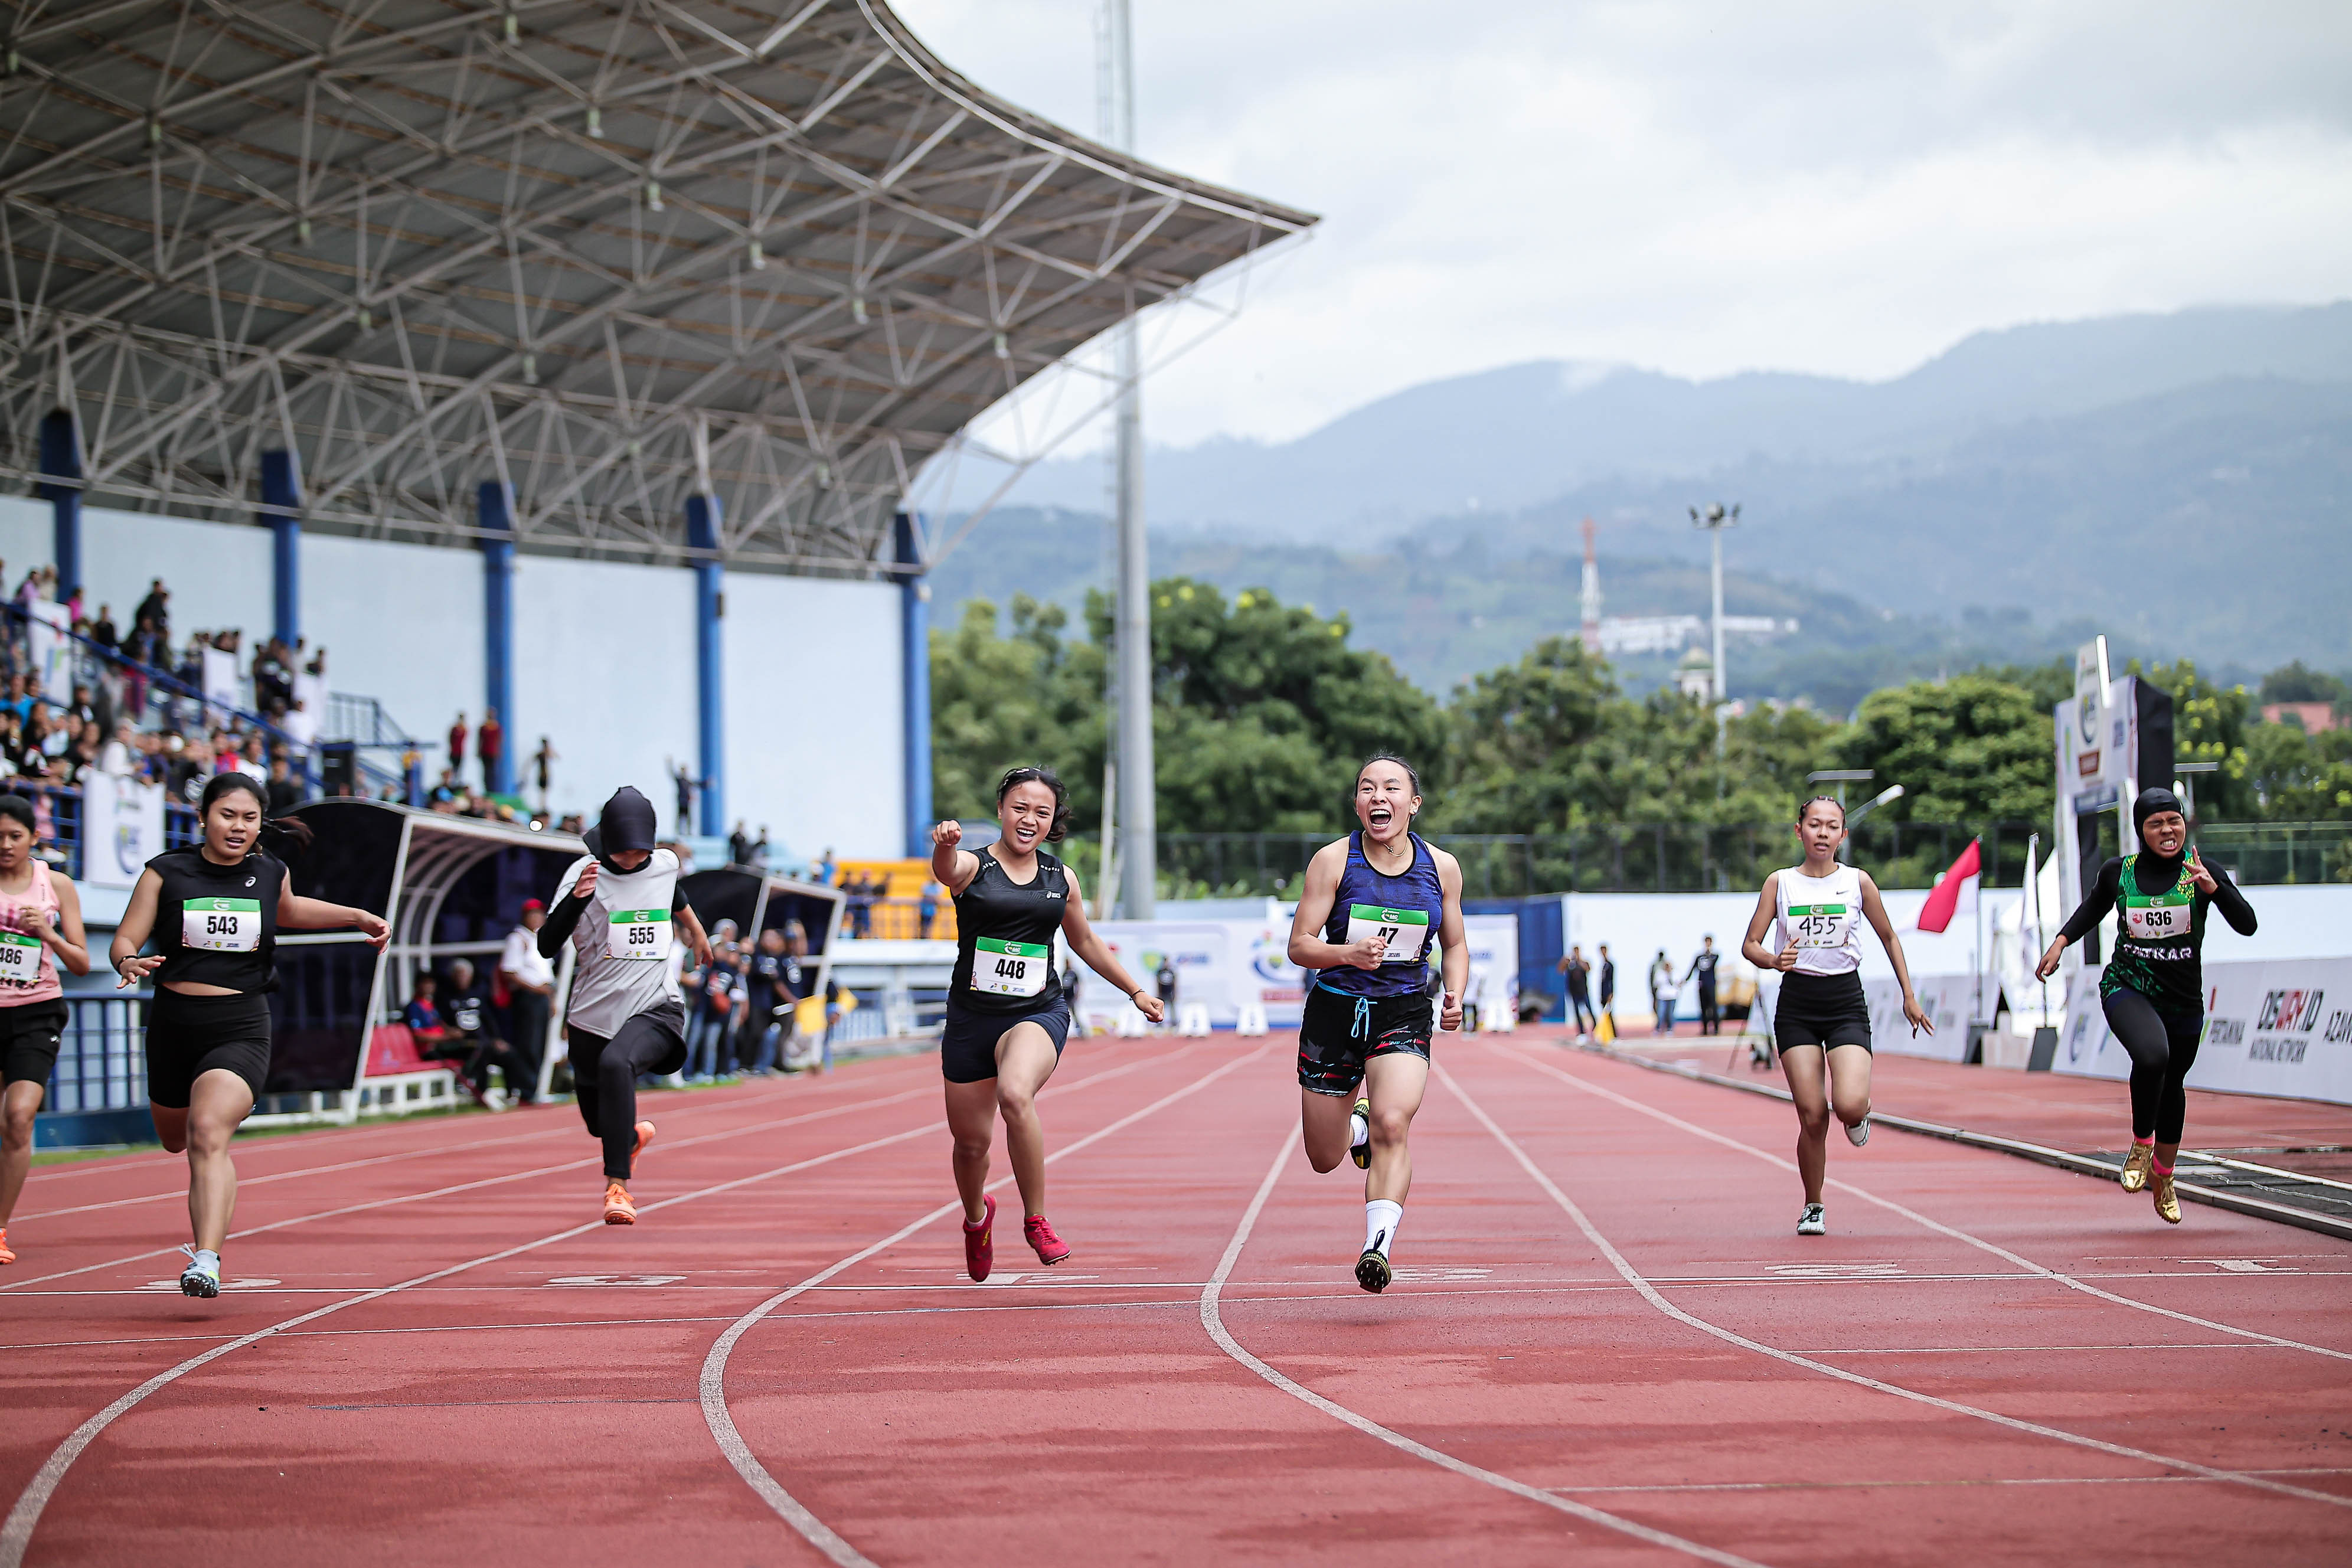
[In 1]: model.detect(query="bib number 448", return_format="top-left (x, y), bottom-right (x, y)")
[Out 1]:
top-left (973, 937), bottom-right (1050, 998)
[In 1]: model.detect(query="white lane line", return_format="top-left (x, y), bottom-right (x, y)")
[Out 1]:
top-left (1554, 1466), bottom-right (2352, 1495)
top-left (1200, 1122), bottom-right (1775, 1568)
top-left (0, 1078), bottom-right (950, 1292)
top-left (17, 1064), bottom-right (926, 1207)
top-left (700, 1042), bottom-right (1266, 1568)
top-left (0, 1048), bottom-right (1161, 1567)
top-left (1440, 1064), bottom-right (2352, 1514)
top-left (1492, 1043), bottom-right (2352, 1364)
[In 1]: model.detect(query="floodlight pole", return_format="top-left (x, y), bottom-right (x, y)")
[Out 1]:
top-left (1104, 0), bottom-right (1155, 919)
top-left (1690, 503), bottom-right (1739, 754)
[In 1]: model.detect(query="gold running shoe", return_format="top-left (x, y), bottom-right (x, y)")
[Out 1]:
top-left (1350, 1099), bottom-right (1371, 1170)
top-left (2151, 1168), bottom-right (2182, 1224)
top-left (2119, 1142), bottom-right (2155, 1193)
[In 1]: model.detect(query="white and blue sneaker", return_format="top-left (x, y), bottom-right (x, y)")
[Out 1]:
top-left (178, 1244), bottom-right (221, 1298)
top-left (1845, 1116), bottom-right (1870, 1147)
top-left (1796, 1204), bottom-right (1828, 1237)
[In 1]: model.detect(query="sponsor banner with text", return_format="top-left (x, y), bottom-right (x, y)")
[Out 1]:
top-left (2056, 959), bottom-right (2352, 1107)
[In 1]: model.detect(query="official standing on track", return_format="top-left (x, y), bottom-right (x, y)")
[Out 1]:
top-left (496, 898), bottom-right (554, 1104)
top-left (933, 767), bottom-right (1162, 1281)
top-left (536, 786), bottom-right (715, 1225)
top-left (2036, 786), bottom-right (2257, 1223)
top-left (1288, 754), bottom-right (1468, 1294)
top-left (1684, 936), bottom-right (1722, 1036)
top-left (109, 776), bottom-right (388, 1296)
top-left (0, 794), bottom-right (90, 1266)
top-left (1740, 795), bottom-right (1931, 1237)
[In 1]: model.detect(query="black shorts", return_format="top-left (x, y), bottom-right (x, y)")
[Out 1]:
top-left (0, 998), bottom-right (68, 1090)
top-left (1773, 970), bottom-right (1871, 1053)
top-left (1297, 985), bottom-right (1433, 1097)
top-left (940, 997), bottom-right (1070, 1084)
top-left (145, 989), bottom-right (274, 1108)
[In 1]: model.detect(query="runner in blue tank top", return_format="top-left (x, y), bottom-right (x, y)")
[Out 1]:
top-left (1287, 755), bottom-right (1467, 1293)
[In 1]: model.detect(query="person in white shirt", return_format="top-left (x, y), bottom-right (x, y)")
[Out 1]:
top-left (498, 897), bottom-right (556, 1105)
top-left (98, 720), bottom-right (140, 779)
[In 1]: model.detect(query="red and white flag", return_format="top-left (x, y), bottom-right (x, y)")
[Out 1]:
top-left (1917, 838), bottom-right (1982, 933)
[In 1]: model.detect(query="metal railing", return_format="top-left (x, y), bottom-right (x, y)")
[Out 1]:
top-left (44, 994), bottom-right (149, 1115)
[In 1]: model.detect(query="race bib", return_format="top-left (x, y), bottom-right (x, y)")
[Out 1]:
top-left (2123, 887), bottom-right (2194, 941)
top-left (1785, 902), bottom-right (1851, 949)
top-left (1345, 904), bottom-right (1430, 964)
top-left (0, 931), bottom-right (39, 984)
top-left (973, 937), bottom-right (1050, 998)
top-left (182, 897), bottom-right (260, 952)
top-left (607, 907), bottom-right (672, 961)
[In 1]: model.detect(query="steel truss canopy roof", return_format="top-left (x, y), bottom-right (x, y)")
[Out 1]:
top-left (0, 0), bottom-right (1315, 573)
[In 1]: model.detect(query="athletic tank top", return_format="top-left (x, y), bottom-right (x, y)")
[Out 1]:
top-left (2101, 852), bottom-right (2206, 1011)
top-left (1774, 863), bottom-right (1863, 976)
top-left (949, 847), bottom-right (1068, 1014)
top-left (146, 847), bottom-right (286, 992)
top-left (557, 848), bottom-right (685, 1038)
top-left (0, 860), bottom-right (61, 1002)
top-left (1318, 831), bottom-right (1443, 999)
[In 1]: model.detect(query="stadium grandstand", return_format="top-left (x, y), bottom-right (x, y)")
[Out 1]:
top-left (0, 0), bottom-right (1314, 863)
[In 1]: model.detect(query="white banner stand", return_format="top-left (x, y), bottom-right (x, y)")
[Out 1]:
top-left (1236, 1002), bottom-right (1269, 1037)
top-left (1178, 1002), bottom-right (1211, 1037)
top-left (1115, 1007), bottom-right (1148, 1037)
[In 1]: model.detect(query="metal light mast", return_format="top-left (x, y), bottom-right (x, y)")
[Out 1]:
top-left (1579, 517), bottom-right (1602, 653)
top-left (1103, 0), bottom-right (1155, 918)
top-left (1690, 502), bottom-right (1740, 747)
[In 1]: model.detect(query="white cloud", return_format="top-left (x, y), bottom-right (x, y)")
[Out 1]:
top-left (893, 0), bottom-right (2352, 446)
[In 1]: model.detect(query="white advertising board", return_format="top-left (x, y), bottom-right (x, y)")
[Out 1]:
top-left (2056, 960), bottom-right (2352, 1108)
top-left (81, 774), bottom-right (165, 890)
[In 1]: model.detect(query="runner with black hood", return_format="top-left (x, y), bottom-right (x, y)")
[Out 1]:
top-left (537, 786), bottom-right (716, 1224)
top-left (2037, 786), bottom-right (2258, 1223)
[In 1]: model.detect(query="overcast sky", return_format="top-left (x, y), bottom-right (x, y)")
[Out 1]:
top-left (893, 1), bottom-right (2352, 449)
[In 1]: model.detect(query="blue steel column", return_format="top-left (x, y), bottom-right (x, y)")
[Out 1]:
top-left (687, 493), bottom-right (723, 835)
top-left (36, 410), bottom-right (81, 600)
top-left (478, 481), bottom-right (516, 796)
top-left (260, 450), bottom-right (302, 646)
top-left (896, 511), bottom-right (932, 855)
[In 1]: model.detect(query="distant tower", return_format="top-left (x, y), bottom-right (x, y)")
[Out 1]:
top-left (1579, 517), bottom-right (1602, 653)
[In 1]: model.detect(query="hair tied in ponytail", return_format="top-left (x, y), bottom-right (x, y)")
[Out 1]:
top-left (198, 770), bottom-right (314, 855)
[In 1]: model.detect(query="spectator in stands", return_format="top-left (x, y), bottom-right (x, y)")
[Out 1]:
top-left (121, 615), bottom-right (162, 718)
top-left (750, 827), bottom-right (770, 870)
top-left (430, 767), bottom-right (462, 807)
top-left (398, 974), bottom-right (487, 1102)
top-left (133, 579), bottom-right (169, 638)
top-left (687, 923), bottom-right (743, 1081)
top-left (498, 899), bottom-right (554, 1104)
top-left (99, 720), bottom-right (139, 779)
top-left (63, 684), bottom-right (97, 739)
top-left (530, 736), bottom-right (556, 812)
top-left (670, 760), bottom-right (697, 834)
top-left (816, 847), bottom-right (836, 887)
top-left (477, 705), bottom-right (502, 793)
top-left (63, 721), bottom-right (101, 786)
top-left (251, 639), bottom-right (290, 717)
top-left (743, 926), bottom-right (798, 1076)
top-left (557, 812), bottom-right (584, 835)
top-left (919, 879), bottom-right (939, 937)
top-left (447, 711), bottom-right (467, 778)
top-left (305, 644), bottom-right (325, 677)
top-left (441, 958), bottom-right (530, 1109)
top-left (89, 605), bottom-right (118, 652)
top-left (2, 675), bottom-right (26, 726)
top-left (1155, 955), bottom-right (1178, 1023)
top-left (729, 821), bottom-right (752, 867)
top-left (264, 754), bottom-right (301, 816)
top-left (166, 734), bottom-right (209, 805)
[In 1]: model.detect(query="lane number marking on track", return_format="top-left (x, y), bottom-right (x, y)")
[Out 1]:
top-left (544, 1274), bottom-right (687, 1288)
top-left (2203, 1259), bottom-right (2298, 1273)
top-left (1766, 1263), bottom-right (1907, 1279)
top-left (1386, 1267), bottom-right (1493, 1283)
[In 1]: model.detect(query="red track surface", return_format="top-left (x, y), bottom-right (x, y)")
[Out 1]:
top-left (5, 1031), bottom-right (2349, 1566)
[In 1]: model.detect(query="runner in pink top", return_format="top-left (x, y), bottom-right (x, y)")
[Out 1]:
top-left (0, 792), bottom-right (91, 1265)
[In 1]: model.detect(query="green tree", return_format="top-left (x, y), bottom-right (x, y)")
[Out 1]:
top-left (929, 595), bottom-right (1103, 827)
top-left (1836, 675), bottom-right (2053, 824)
top-left (2258, 660), bottom-right (2350, 705)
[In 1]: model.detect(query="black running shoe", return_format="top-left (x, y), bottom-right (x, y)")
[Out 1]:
top-left (1355, 1247), bottom-right (1391, 1293)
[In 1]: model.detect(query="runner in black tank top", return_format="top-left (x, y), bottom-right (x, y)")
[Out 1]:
top-left (109, 774), bottom-right (387, 1297)
top-left (931, 767), bottom-right (1161, 1279)
top-left (1286, 756), bottom-right (1469, 1294)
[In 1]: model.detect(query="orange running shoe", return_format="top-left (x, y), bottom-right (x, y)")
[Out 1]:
top-left (603, 1181), bottom-right (638, 1225)
top-left (632, 1120), bottom-right (656, 1171)
top-left (0, 1227), bottom-right (15, 1265)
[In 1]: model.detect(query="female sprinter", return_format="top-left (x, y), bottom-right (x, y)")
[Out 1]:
top-left (1740, 795), bottom-right (1931, 1237)
top-left (932, 766), bottom-right (1162, 1280)
top-left (110, 775), bottom-right (388, 1296)
top-left (0, 793), bottom-right (92, 1264)
top-left (2036, 786), bottom-right (2256, 1223)
top-left (1288, 754), bottom-right (1466, 1293)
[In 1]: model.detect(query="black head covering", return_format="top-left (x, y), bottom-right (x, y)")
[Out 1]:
top-left (2132, 785), bottom-right (2186, 841)
top-left (583, 785), bottom-right (659, 869)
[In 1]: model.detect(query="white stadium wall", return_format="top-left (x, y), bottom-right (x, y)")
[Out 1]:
top-left (722, 571), bottom-right (903, 864)
top-left (11, 499), bottom-right (907, 857)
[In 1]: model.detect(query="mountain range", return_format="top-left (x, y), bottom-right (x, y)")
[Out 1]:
top-left (943, 302), bottom-right (2352, 685)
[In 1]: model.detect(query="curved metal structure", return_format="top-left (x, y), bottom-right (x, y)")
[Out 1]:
top-left (0, 1), bottom-right (1315, 572)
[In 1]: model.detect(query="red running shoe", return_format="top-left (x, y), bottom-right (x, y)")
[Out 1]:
top-left (1024, 1213), bottom-right (1071, 1266)
top-left (962, 1193), bottom-right (996, 1282)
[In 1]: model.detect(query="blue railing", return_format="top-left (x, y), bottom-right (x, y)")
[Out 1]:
top-left (44, 994), bottom-right (149, 1114)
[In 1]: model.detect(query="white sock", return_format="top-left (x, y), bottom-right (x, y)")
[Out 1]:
top-left (190, 1249), bottom-right (219, 1270)
top-left (1350, 1108), bottom-right (1369, 1149)
top-left (1364, 1199), bottom-right (1402, 1257)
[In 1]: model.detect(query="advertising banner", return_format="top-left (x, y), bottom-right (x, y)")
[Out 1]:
top-left (201, 645), bottom-right (240, 724)
top-left (81, 773), bottom-right (166, 890)
top-left (1084, 918), bottom-right (1302, 1032)
top-left (1753, 970), bottom-right (1981, 1063)
top-left (29, 600), bottom-right (71, 697)
top-left (2056, 960), bottom-right (2352, 1108)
